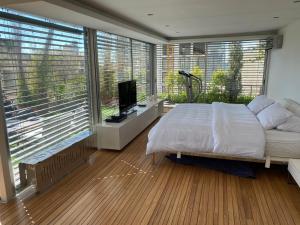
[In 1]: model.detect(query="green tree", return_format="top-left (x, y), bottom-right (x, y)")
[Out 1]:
top-left (225, 42), bottom-right (243, 102)
top-left (31, 29), bottom-right (54, 111)
top-left (191, 65), bottom-right (204, 79)
top-left (100, 46), bottom-right (116, 104)
top-left (165, 71), bottom-right (177, 97)
top-left (211, 69), bottom-right (227, 93)
top-left (13, 25), bottom-right (32, 107)
top-left (191, 65), bottom-right (204, 96)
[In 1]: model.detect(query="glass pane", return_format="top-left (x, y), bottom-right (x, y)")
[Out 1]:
top-left (0, 11), bottom-right (90, 189)
top-left (156, 40), bottom-right (267, 104)
top-left (132, 40), bottom-right (151, 103)
top-left (97, 32), bottom-right (131, 120)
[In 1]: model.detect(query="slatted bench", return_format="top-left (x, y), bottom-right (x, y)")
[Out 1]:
top-left (19, 131), bottom-right (94, 193)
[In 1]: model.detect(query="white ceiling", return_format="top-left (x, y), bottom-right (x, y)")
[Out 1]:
top-left (77, 0), bottom-right (300, 38)
top-left (8, 1), bottom-right (167, 44)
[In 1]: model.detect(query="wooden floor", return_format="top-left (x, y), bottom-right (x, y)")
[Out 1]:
top-left (1, 125), bottom-right (300, 225)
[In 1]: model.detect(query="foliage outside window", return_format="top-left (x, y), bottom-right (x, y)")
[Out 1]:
top-left (156, 40), bottom-right (268, 104)
top-left (132, 40), bottom-right (151, 103)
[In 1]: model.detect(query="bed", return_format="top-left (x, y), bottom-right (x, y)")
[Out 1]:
top-left (146, 103), bottom-right (300, 167)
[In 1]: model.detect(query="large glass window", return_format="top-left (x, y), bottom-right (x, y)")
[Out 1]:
top-left (156, 40), bottom-right (269, 104)
top-left (97, 31), bottom-right (132, 119)
top-left (132, 40), bottom-right (151, 103)
top-left (97, 31), bottom-right (152, 120)
top-left (0, 9), bottom-right (90, 188)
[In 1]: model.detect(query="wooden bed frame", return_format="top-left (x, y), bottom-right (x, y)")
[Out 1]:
top-left (151, 151), bottom-right (290, 168)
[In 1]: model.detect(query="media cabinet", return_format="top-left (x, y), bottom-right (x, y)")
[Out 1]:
top-left (97, 99), bottom-right (164, 150)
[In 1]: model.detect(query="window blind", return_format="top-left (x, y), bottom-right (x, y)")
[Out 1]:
top-left (156, 39), bottom-right (269, 103)
top-left (97, 32), bottom-right (152, 119)
top-left (132, 40), bottom-right (151, 103)
top-left (97, 31), bottom-right (132, 119)
top-left (0, 12), bottom-right (90, 187)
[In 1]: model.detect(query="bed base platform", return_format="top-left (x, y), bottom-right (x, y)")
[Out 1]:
top-left (151, 152), bottom-right (290, 168)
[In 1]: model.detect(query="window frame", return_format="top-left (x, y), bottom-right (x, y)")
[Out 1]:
top-left (0, 83), bottom-right (14, 202)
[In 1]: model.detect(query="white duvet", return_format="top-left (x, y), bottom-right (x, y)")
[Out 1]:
top-left (147, 102), bottom-right (265, 159)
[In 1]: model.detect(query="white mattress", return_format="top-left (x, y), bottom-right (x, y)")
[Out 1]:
top-left (265, 130), bottom-right (300, 158)
top-left (288, 159), bottom-right (300, 186)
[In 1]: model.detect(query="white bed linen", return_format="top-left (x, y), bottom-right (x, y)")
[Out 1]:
top-left (212, 103), bottom-right (265, 158)
top-left (265, 130), bottom-right (300, 158)
top-left (147, 103), bottom-right (265, 159)
top-left (147, 104), bottom-right (213, 154)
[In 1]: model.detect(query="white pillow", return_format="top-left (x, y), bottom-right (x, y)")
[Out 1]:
top-left (247, 95), bottom-right (275, 114)
top-left (283, 98), bottom-right (300, 117)
top-left (277, 116), bottom-right (300, 133)
top-left (257, 103), bottom-right (293, 129)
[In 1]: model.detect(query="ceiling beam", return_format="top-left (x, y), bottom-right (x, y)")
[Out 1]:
top-left (168, 30), bottom-right (278, 43)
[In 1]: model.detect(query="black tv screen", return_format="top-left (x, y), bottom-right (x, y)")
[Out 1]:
top-left (118, 80), bottom-right (137, 113)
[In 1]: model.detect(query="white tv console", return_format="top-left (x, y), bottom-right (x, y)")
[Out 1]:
top-left (97, 99), bottom-right (164, 150)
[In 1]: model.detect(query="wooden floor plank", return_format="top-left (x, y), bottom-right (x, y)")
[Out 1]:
top-left (0, 123), bottom-right (300, 225)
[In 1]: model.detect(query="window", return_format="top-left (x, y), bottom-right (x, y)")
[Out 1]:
top-left (97, 31), bottom-right (132, 119)
top-left (179, 43), bottom-right (191, 55)
top-left (162, 44), bottom-right (174, 57)
top-left (0, 10), bottom-right (90, 188)
top-left (156, 39), bottom-right (269, 103)
top-left (132, 40), bottom-right (152, 103)
top-left (97, 31), bottom-right (152, 119)
top-left (193, 42), bottom-right (205, 55)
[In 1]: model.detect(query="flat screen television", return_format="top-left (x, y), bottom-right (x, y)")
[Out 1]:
top-left (118, 80), bottom-right (137, 114)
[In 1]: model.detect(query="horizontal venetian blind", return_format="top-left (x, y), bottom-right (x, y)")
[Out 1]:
top-left (0, 11), bottom-right (90, 186)
top-left (97, 31), bottom-right (132, 119)
top-left (132, 40), bottom-right (151, 103)
top-left (156, 39), bottom-right (269, 103)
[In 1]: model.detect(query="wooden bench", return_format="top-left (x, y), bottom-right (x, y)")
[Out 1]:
top-left (19, 131), bottom-right (94, 193)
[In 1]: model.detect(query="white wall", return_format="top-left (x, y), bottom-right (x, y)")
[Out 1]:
top-left (267, 19), bottom-right (300, 103)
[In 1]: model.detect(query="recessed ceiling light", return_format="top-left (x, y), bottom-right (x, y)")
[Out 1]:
top-left (147, 13), bottom-right (154, 16)
top-left (273, 16), bottom-right (279, 19)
